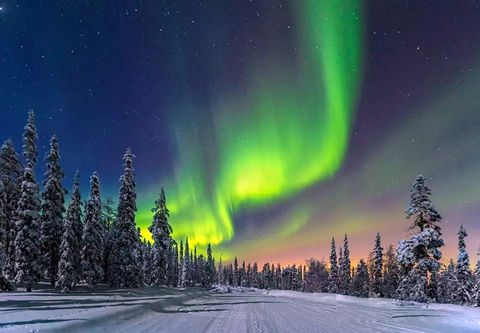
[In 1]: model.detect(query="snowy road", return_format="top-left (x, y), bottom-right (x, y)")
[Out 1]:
top-left (0, 286), bottom-right (479, 332)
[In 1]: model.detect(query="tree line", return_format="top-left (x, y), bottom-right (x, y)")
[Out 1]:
top-left (0, 111), bottom-right (215, 292)
top-left (1, 112), bottom-right (479, 308)
top-left (217, 176), bottom-right (480, 307)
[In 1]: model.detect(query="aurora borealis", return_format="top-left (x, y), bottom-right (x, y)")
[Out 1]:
top-left (1, 1), bottom-right (480, 264)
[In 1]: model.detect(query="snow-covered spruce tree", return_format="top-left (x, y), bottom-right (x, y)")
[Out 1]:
top-left (14, 111), bottom-right (42, 292)
top-left (56, 200), bottom-right (77, 292)
top-left (0, 139), bottom-right (23, 279)
top-left (109, 149), bottom-right (141, 288)
top-left (427, 268), bottom-right (440, 301)
top-left (192, 246), bottom-right (198, 285)
top-left (135, 227), bottom-right (145, 285)
top-left (340, 234), bottom-right (351, 295)
top-left (338, 246), bottom-right (344, 293)
top-left (13, 183), bottom-right (43, 290)
top-left (183, 237), bottom-right (191, 287)
top-left (240, 261), bottom-right (246, 287)
top-left (166, 242), bottom-right (177, 286)
top-left (82, 172), bottom-right (104, 291)
top-left (252, 262), bottom-right (259, 288)
top-left (383, 244), bottom-right (399, 298)
top-left (141, 241), bottom-right (150, 286)
top-left (245, 262), bottom-right (251, 287)
top-left (217, 256), bottom-right (224, 285)
top-left (352, 259), bottom-right (370, 298)
top-left (437, 260), bottom-right (456, 304)
top-left (40, 135), bottom-right (65, 286)
top-left (167, 239), bottom-right (178, 286)
top-left (275, 264), bottom-right (282, 289)
top-left (177, 239), bottom-right (184, 287)
top-left (56, 173), bottom-right (82, 290)
top-left (148, 188), bottom-right (173, 286)
top-left (328, 237), bottom-right (339, 293)
top-left (66, 171), bottom-right (83, 285)
top-left (473, 254), bottom-right (480, 306)
top-left (0, 179), bottom-right (6, 250)
top-left (0, 180), bottom-right (14, 291)
top-left (233, 256), bottom-right (239, 287)
top-left (304, 258), bottom-right (329, 292)
top-left (454, 224), bottom-right (472, 304)
top-left (206, 243), bottom-right (214, 287)
top-left (396, 175), bottom-right (444, 302)
top-left (100, 198), bottom-right (116, 284)
top-left (372, 232), bottom-right (383, 297)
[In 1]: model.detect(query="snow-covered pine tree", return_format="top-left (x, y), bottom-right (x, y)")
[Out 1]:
top-left (437, 259), bottom-right (456, 304)
top-left (82, 172), bottom-right (104, 291)
top-left (290, 264), bottom-right (300, 290)
top-left (14, 173), bottom-right (42, 291)
top-left (183, 237), bottom-right (190, 287)
top-left (473, 251), bottom-right (480, 306)
top-left (217, 256), bottom-right (224, 285)
top-left (240, 261), bottom-right (246, 287)
top-left (396, 175), bottom-right (444, 302)
top-left (148, 188), bottom-right (173, 286)
top-left (40, 135), bottom-right (65, 286)
top-left (383, 244), bottom-right (399, 298)
top-left (352, 259), bottom-right (369, 298)
top-left (56, 198), bottom-right (77, 292)
top-left (0, 180), bottom-right (14, 290)
top-left (261, 263), bottom-right (271, 289)
top-left (233, 256), bottom-right (239, 287)
top-left (340, 234), bottom-right (351, 295)
top-left (142, 241), bottom-right (152, 286)
top-left (244, 262), bottom-right (251, 288)
top-left (454, 224), bottom-right (472, 304)
top-left (338, 246), bottom-right (344, 293)
top-left (372, 232), bottom-right (383, 297)
top-left (66, 171), bottom-right (83, 285)
top-left (252, 262), bottom-right (259, 288)
top-left (0, 139), bottom-right (23, 279)
top-left (405, 175), bottom-right (442, 233)
top-left (20, 111), bottom-right (37, 172)
top-left (109, 149), bottom-right (141, 288)
top-left (135, 227), bottom-right (145, 286)
top-left (0, 179), bottom-right (6, 250)
top-left (328, 237), bottom-right (339, 293)
top-left (101, 198), bottom-right (116, 284)
top-left (58, 172), bottom-right (83, 289)
top-left (166, 242), bottom-right (177, 286)
top-left (275, 264), bottom-right (282, 289)
top-left (14, 111), bottom-right (42, 292)
top-left (178, 239), bottom-right (184, 287)
top-left (192, 246), bottom-right (198, 285)
top-left (206, 243), bottom-right (214, 287)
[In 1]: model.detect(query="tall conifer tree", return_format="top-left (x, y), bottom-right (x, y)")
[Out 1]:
top-left (149, 188), bottom-right (173, 286)
top-left (14, 111), bottom-right (41, 292)
top-left (0, 139), bottom-right (23, 279)
top-left (82, 172), bottom-right (103, 290)
top-left (40, 135), bottom-right (65, 285)
top-left (109, 149), bottom-right (141, 287)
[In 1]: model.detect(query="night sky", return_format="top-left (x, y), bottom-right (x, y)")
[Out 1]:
top-left (1, 1), bottom-right (480, 264)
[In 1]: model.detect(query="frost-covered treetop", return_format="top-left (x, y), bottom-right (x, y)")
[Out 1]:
top-left (22, 111), bottom-right (38, 170)
top-left (405, 175), bottom-right (442, 232)
top-left (457, 224), bottom-right (467, 251)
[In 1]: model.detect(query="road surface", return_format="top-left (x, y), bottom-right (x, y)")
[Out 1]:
top-left (0, 286), bottom-right (479, 332)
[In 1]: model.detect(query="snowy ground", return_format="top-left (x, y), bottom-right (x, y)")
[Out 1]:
top-left (0, 285), bottom-right (479, 333)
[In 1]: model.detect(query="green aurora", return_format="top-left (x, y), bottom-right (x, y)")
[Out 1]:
top-left (136, 0), bottom-right (364, 253)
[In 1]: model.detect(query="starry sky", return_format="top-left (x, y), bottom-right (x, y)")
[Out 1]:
top-left (1, 1), bottom-right (480, 265)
